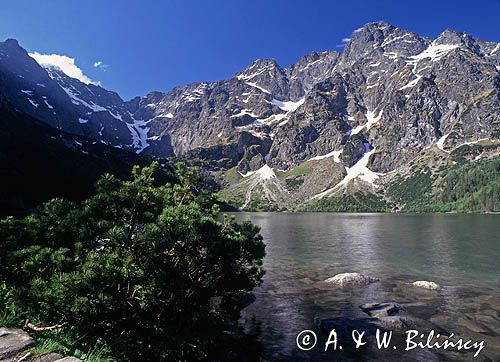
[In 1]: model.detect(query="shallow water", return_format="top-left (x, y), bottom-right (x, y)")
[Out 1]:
top-left (231, 212), bottom-right (500, 361)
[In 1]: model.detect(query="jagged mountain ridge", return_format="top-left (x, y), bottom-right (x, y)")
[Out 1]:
top-left (0, 94), bottom-right (175, 216)
top-left (1, 21), bottom-right (499, 211)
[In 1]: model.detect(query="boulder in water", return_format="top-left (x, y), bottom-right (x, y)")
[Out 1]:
top-left (324, 272), bottom-right (379, 287)
top-left (359, 302), bottom-right (405, 318)
top-left (374, 316), bottom-right (416, 330)
top-left (320, 317), bottom-right (380, 340)
top-left (412, 281), bottom-right (441, 290)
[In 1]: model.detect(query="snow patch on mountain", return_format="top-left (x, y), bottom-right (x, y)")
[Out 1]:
top-left (365, 110), bottom-right (382, 130)
top-left (61, 85), bottom-right (107, 112)
top-left (436, 133), bottom-right (449, 151)
top-left (409, 42), bottom-right (459, 62)
top-left (399, 75), bottom-right (422, 90)
top-left (399, 42), bottom-right (459, 91)
top-left (126, 115), bottom-right (150, 153)
top-left (238, 164), bottom-right (286, 210)
top-left (244, 81), bottom-right (271, 94)
top-left (309, 150), bottom-right (342, 163)
top-left (347, 110), bottom-right (381, 134)
top-left (260, 98), bottom-right (305, 128)
top-left (240, 164), bottom-right (276, 180)
top-left (231, 109), bottom-right (260, 118)
top-left (269, 97), bottom-right (305, 112)
top-left (43, 99), bottom-right (54, 109)
top-left (27, 98), bottom-right (39, 108)
top-left (311, 144), bottom-right (381, 200)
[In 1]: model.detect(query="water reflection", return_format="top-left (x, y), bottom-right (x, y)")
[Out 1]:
top-left (232, 213), bottom-right (500, 361)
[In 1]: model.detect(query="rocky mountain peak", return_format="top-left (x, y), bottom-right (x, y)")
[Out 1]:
top-left (349, 21), bottom-right (399, 44)
top-left (286, 50), bottom-right (340, 100)
top-left (1, 38), bottom-right (22, 50)
top-left (360, 21), bottom-right (396, 34)
top-left (236, 58), bottom-right (283, 82)
top-left (433, 29), bottom-right (485, 55)
top-left (240, 58), bottom-right (280, 71)
top-left (435, 29), bottom-right (468, 44)
top-left (235, 58), bottom-right (289, 100)
top-left (1, 23), bottom-right (498, 212)
top-left (0, 39), bottom-right (32, 62)
top-left (340, 21), bottom-right (416, 65)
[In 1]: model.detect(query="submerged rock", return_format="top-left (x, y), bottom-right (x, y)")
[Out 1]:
top-left (324, 272), bottom-right (379, 287)
top-left (359, 302), bottom-right (405, 318)
top-left (320, 317), bottom-right (380, 339)
top-left (374, 316), bottom-right (416, 330)
top-left (357, 302), bottom-right (416, 330)
top-left (320, 314), bottom-right (417, 337)
top-left (412, 281), bottom-right (441, 290)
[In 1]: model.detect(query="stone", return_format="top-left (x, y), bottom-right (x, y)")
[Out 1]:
top-left (324, 273), bottom-right (379, 287)
top-left (412, 281), bottom-right (441, 291)
top-left (54, 358), bottom-right (81, 362)
top-left (359, 302), bottom-right (405, 318)
top-left (31, 353), bottom-right (64, 362)
top-left (319, 317), bottom-right (380, 340)
top-left (374, 316), bottom-right (416, 330)
top-left (0, 328), bottom-right (35, 361)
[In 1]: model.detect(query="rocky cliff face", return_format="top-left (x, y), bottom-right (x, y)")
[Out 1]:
top-left (1, 22), bottom-right (498, 211)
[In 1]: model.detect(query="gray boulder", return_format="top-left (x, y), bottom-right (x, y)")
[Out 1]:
top-left (412, 280), bottom-right (441, 290)
top-left (31, 353), bottom-right (64, 362)
top-left (0, 328), bottom-right (35, 361)
top-left (324, 272), bottom-right (379, 287)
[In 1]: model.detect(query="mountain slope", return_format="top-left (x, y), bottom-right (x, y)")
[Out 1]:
top-left (0, 39), bottom-right (146, 153)
top-left (209, 23), bottom-right (499, 210)
top-left (0, 22), bottom-right (498, 212)
top-left (0, 96), bottom-right (174, 216)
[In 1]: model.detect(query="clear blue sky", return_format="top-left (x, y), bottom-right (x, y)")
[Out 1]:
top-left (2, 0), bottom-right (499, 100)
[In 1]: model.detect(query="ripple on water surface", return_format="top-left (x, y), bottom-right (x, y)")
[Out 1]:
top-left (232, 212), bottom-right (500, 361)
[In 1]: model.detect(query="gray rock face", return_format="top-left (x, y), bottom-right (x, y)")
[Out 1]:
top-left (31, 353), bottom-right (64, 362)
top-left (0, 327), bottom-right (82, 362)
top-left (43, 67), bottom-right (134, 149)
top-left (0, 328), bottom-right (34, 361)
top-left (236, 59), bottom-right (290, 100)
top-left (1, 21), bottom-right (498, 210)
top-left (0, 40), bottom-right (143, 154)
top-left (286, 50), bottom-right (340, 100)
top-left (0, 40), bottom-right (81, 134)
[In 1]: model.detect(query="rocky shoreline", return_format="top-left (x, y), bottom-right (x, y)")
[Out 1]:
top-left (0, 328), bottom-right (80, 362)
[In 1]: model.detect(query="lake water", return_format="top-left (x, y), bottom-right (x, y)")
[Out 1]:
top-left (231, 212), bottom-right (500, 361)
